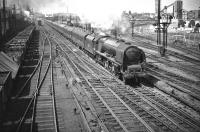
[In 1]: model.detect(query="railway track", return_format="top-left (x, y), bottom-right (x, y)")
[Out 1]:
top-left (73, 51), bottom-right (200, 129)
top-left (77, 46), bottom-right (200, 131)
top-left (1, 29), bottom-right (42, 132)
top-left (15, 30), bottom-right (59, 132)
top-left (146, 64), bottom-right (200, 100)
top-left (125, 37), bottom-right (200, 105)
top-left (14, 29), bottom-right (42, 98)
top-left (79, 50), bottom-right (200, 131)
top-left (45, 22), bottom-right (200, 132)
top-left (78, 49), bottom-right (200, 103)
top-left (78, 48), bottom-right (200, 128)
top-left (46, 23), bottom-right (200, 132)
top-left (146, 53), bottom-right (200, 79)
top-left (134, 34), bottom-right (200, 59)
top-left (127, 36), bottom-right (200, 64)
top-left (128, 37), bottom-right (200, 71)
top-left (170, 40), bottom-right (200, 58)
top-left (55, 38), bottom-right (154, 132)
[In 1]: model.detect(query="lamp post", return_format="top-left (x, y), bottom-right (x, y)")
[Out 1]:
top-left (131, 18), bottom-right (135, 37)
top-left (129, 17), bottom-right (135, 37)
top-left (157, 0), bottom-right (161, 55)
top-left (159, 14), bottom-right (172, 56)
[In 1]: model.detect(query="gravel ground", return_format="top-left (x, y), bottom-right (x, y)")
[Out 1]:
top-left (54, 60), bottom-right (87, 132)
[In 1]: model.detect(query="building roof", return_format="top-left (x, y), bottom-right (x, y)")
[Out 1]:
top-left (0, 51), bottom-right (19, 78)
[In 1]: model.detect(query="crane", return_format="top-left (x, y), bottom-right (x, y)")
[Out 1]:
top-left (161, 2), bottom-right (175, 14)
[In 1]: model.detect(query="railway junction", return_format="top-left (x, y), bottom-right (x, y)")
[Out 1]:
top-left (0, 19), bottom-right (199, 132)
top-left (1, 0), bottom-right (200, 132)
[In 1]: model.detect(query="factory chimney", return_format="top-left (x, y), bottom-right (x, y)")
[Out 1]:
top-left (174, 0), bottom-right (183, 19)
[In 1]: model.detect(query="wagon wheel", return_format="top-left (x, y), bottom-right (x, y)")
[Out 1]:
top-left (122, 75), bottom-right (127, 84)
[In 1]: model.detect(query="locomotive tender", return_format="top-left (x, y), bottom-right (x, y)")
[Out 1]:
top-left (54, 23), bottom-right (146, 83)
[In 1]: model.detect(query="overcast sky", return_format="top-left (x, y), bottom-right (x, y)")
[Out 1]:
top-left (39, 0), bottom-right (200, 14)
top-left (37, 0), bottom-right (199, 28)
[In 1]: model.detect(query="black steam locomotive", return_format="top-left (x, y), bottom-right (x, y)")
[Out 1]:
top-left (54, 23), bottom-right (146, 84)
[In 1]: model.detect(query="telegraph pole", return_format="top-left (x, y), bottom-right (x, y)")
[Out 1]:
top-left (13, 4), bottom-right (16, 32)
top-left (0, 1), bottom-right (2, 40)
top-left (156, 0), bottom-right (172, 56)
top-left (132, 22), bottom-right (134, 37)
top-left (128, 12), bottom-right (135, 37)
top-left (131, 18), bottom-right (135, 37)
top-left (157, 0), bottom-right (162, 56)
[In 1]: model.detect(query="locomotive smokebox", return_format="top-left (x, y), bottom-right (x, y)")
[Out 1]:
top-left (125, 47), bottom-right (144, 65)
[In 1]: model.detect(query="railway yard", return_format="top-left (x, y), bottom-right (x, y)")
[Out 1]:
top-left (0, 19), bottom-right (200, 132)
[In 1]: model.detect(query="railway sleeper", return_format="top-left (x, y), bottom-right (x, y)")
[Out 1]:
top-left (35, 108), bottom-right (53, 113)
top-left (127, 126), bottom-right (147, 131)
top-left (36, 115), bottom-right (54, 119)
top-left (37, 98), bottom-right (52, 102)
top-left (36, 104), bottom-right (53, 109)
top-left (37, 96), bottom-right (52, 100)
top-left (37, 126), bottom-right (55, 131)
top-left (35, 118), bottom-right (54, 124)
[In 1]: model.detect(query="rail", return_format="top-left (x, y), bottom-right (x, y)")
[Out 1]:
top-left (15, 28), bottom-right (59, 132)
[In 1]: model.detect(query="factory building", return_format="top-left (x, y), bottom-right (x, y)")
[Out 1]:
top-left (187, 10), bottom-right (200, 20)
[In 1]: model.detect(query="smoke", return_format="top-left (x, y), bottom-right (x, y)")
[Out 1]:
top-left (6, 0), bottom-right (155, 30)
top-left (110, 12), bottom-right (131, 34)
top-left (7, 0), bottom-right (60, 11)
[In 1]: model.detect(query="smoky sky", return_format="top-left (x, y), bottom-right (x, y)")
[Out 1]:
top-left (6, 0), bottom-right (199, 30)
top-left (7, 0), bottom-right (61, 11)
top-left (7, 0), bottom-right (200, 13)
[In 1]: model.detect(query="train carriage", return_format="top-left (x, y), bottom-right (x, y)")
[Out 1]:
top-left (71, 28), bottom-right (88, 48)
top-left (63, 25), bottom-right (74, 39)
top-left (49, 21), bottom-right (146, 84)
top-left (84, 34), bottom-right (96, 55)
top-left (38, 20), bottom-right (43, 26)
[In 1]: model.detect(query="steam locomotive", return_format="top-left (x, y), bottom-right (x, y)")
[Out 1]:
top-left (52, 23), bottom-right (146, 84)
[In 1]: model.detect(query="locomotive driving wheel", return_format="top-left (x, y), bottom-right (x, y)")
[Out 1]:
top-left (111, 64), bottom-right (115, 74)
top-left (95, 54), bottom-right (100, 63)
top-left (104, 60), bottom-right (109, 69)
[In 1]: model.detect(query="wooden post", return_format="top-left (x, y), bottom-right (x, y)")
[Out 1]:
top-left (3, 0), bottom-right (6, 36)
top-left (157, 0), bottom-right (161, 55)
top-left (0, 3), bottom-right (2, 40)
top-left (132, 21), bottom-right (134, 37)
